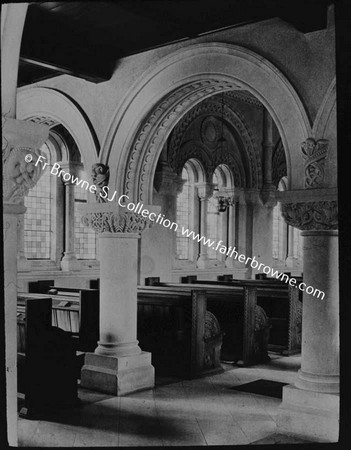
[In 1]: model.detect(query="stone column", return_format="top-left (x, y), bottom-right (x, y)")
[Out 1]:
top-left (80, 203), bottom-right (158, 395)
top-left (2, 117), bottom-right (49, 446)
top-left (277, 199), bottom-right (339, 442)
top-left (196, 182), bottom-right (213, 269)
top-left (285, 225), bottom-right (295, 268)
top-left (260, 109), bottom-right (276, 205)
top-left (60, 163), bottom-right (81, 271)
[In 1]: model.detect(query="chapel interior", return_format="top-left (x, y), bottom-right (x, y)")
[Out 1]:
top-left (1, 0), bottom-right (342, 447)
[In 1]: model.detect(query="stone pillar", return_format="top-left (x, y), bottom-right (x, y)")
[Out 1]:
top-left (60, 163), bottom-right (81, 271)
top-left (277, 199), bottom-right (339, 442)
top-left (2, 117), bottom-right (49, 446)
top-left (285, 225), bottom-right (295, 268)
top-left (260, 109), bottom-right (276, 205)
top-left (80, 203), bottom-right (158, 395)
top-left (196, 183), bottom-right (213, 269)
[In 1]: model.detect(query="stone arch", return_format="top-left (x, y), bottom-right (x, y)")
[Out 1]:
top-left (16, 87), bottom-right (99, 172)
top-left (312, 78), bottom-right (336, 189)
top-left (100, 43), bottom-right (311, 203)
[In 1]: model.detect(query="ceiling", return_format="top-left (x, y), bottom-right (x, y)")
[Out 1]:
top-left (18, 0), bottom-right (333, 86)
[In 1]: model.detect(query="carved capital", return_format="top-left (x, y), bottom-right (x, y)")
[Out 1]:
top-left (301, 138), bottom-right (329, 189)
top-left (281, 201), bottom-right (337, 230)
top-left (197, 182), bottom-right (214, 200)
top-left (154, 163), bottom-right (184, 196)
top-left (81, 211), bottom-right (149, 234)
top-left (2, 116), bottom-right (49, 204)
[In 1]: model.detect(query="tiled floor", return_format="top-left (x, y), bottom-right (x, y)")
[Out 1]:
top-left (18, 353), bottom-right (313, 447)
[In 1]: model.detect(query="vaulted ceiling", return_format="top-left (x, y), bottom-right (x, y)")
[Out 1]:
top-left (19, 0), bottom-right (333, 87)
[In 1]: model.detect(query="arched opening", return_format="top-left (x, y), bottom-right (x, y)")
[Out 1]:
top-left (99, 43), bottom-right (311, 203)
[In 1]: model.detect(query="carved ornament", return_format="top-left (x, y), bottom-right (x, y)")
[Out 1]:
top-left (81, 211), bottom-right (149, 234)
top-left (281, 201), bottom-right (338, 230)
top-left (301, 138), bottom-right (329, 189)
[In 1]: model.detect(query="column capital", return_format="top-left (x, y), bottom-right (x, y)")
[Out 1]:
top-left (82, 211), bottom-right (148, 234)
top-left (196, 182), bottom-right (214, 200)
top-left (79, 202), bottom-right (160, 235)
top-left (2, 116), bottom-right (49, 204)
top-left (154, 162), bottom-right (184, 196)
top-left (58, 161), bottom-right (83, 182)
top-left (281, 200), bottom-right (338, 231)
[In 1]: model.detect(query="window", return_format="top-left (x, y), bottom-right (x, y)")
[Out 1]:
top-left (74, 171), bottom-right (97, 260)
top-left (272, 176), bottom-right (303, 264)
top-left (176, 167), bottom-right (191, 259)
top-left (24, 144), bottom-right (52, 259)
top-left (207, 165), bottom-right (233, 260)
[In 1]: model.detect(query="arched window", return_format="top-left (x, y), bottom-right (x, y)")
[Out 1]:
top-left (272, 176), bottom-right (303, 265)
top-left (272, 178), bottom-right (287, 261)
top-left (176, 166), bottom-right (192, 259)
top-left (175, 160), bottom-right (203, 261)
top-left (24, 143), bottom-right (53, 259)
top-left (23, 129), bottom-right (98, 266)
top-left (208, 165), bottom-right (234, 260)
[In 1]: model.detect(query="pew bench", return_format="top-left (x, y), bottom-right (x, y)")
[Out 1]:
top-left (19, 287), bottom-right (99, 353)
top-left (137, 287), bottom-right (223, 378)
top-left (183, 278), bottom-right (302, 355)
top-left (17, 296), bottom-right (78, 418)
top-left (140, 283), bottom-right (271, 366)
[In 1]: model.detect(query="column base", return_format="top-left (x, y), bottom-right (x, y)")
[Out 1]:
top-left (80, 351), bottom-right (155, 396)
top-left (196, 255), bottom-right (209, 269)
top-left (61, 254), bottom-right (81, 271)
top-left (277, 385), bottom-right (339, 442)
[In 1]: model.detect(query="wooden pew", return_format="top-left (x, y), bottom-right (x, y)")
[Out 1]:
top-left (17, 295), bottom-right (78, 418)
top-left (19, 287), bottom-right (99, 353)
top-left (182, 278), bottom-right (302, 356)
top-left (140, 283), bottom-right (270, 366)
top-left (137, 287), bottom-right (223, 378)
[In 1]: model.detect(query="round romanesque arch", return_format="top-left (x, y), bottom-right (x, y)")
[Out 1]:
top-left (16, 87), bottom-right (99, 171)
top-left (99, 43), bottom-right (312, 203)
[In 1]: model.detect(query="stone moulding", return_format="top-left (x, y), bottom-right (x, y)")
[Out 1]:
top-left (281, 201), bottom-right (338, 230)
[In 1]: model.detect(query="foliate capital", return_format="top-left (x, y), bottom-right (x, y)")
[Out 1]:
top-left (81, 211), bottom-right (149, 234)
top-left (2, 116), bottom-right (49, 204)
top-left (281, 200), bottom-right (337, 230)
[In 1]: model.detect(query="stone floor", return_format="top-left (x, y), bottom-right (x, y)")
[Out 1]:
top-left (18, 353), bottom-right (314, 447)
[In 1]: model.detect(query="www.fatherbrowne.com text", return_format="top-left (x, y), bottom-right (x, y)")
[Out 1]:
top-left (31, 155), bottom-right (325, 300)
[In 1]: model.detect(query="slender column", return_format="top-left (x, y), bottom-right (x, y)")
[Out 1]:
top-left (285, 225), bottom-right (295, 268)
top-left (2, 117), bottom-right (49, 446)
top-left (260, 109), bottom-right (276, 205)
top-left (196, 183), bottom-right (213, 269)
top-left (225, 196), bottom-right (236, 268)
top-left (278, 199), bottom-right (339, 442)
top-left (60, 163), bottom-right (81, 271)
top-left (17, 204), bottom-right (31, 271)
top-left (80, 202), bottom-right (158, 395)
